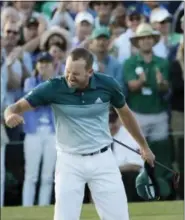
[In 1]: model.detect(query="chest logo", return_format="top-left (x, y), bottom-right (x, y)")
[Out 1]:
top-left (95, 97), bottom-right (103, 104)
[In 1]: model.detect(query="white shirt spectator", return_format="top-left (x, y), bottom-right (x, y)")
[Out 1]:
top-left (49, 10), bottom-right (75, 35)
top-left (114, 28), bottom-right (134, 64)
top-left (113, 126), bottom-right (144, 168)
top-left (1, 48), bottom-right (32, 105)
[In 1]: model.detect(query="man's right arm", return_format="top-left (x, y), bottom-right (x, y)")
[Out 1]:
top-left (4, 79), bottom-right (54, 128)
top-left (4, 98), bottom-right (34, 118)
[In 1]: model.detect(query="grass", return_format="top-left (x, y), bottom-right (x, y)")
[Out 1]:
top-left (1, 201), bottom-right (184, 220)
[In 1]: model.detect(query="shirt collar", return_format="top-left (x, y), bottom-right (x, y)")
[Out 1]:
top-left (136, 53), bottom-right (158, 64)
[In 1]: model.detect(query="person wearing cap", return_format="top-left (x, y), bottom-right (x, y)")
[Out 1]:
top-left (72, 11), bottom-right (94, 48)
top-left (23, 17), bottom-right (39, 43)
top-left (150, 7), bottom-right (182, 58)
top-left (109, 107), bottom-right (144, 202)
top-left (89, 1), bottom-right (118, 29)
top-left (123, 23), bottom-right (172, 179)
top-left (114, 6), bottom-right (144, 64)
top-left (22, 52), bottom-right (56, 207)
top-left (89, 27), bottom-right (125, 91)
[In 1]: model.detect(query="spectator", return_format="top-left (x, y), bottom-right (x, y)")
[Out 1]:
top-left (138, 1), bottom-right (168, 20)
top-left (2, 21), bottom-right (32, 104)
top-left (49, 2), bottom-right (75, 35)
top-left (19, 17), bottom-right (40, 67)
top-left (22, 52), bottom-right (56, 207)
top-left (40, 26), bottom-right (71, 53)
top-left (111, 2), bottom-right (127, 30)
top-left (48, 42), bottom-right (67, 76)
top-left (89, 27), bottom-right (124, 90)
top-left (72, 11), bottom-right (94, 48)
top-left (170, 38), bottom-right (184, 171)
top-left (89, 1), bottom-right (117, 28)
top-left (12, 0), bottom-right (48, 31)
top-left (109, 107), bottom-right (144, 202)
top-left (1, 6), bottom-right (20, 32)
top-left (123, 23), bottom-right (172, 179)
top-left (114, 7), bottom-right (143, 63)
top-left (150, 7), bottom-right (182, 58)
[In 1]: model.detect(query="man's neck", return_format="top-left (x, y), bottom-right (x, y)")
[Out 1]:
top-left (95, 52), bottom-right (107, 62)
top-left (4, 46), bottom-right (14, 55)
top-left (140, 51), bottom-right (153, 63)
top-left (99, 15), bottom-right (110, 26)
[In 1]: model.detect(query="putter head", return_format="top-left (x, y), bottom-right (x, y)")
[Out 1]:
top-left (173, 172), bottom-right (180, 189)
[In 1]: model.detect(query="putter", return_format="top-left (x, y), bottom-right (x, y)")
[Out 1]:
top-left (113, 138), bottom-right (180, 189)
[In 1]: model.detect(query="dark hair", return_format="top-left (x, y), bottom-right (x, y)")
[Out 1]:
top-left (48, 41), bottom-right (67, 52)
top-left (45, 34), bottom-right (67, 50)
top-left (69, 48), bottom-right (94, 70)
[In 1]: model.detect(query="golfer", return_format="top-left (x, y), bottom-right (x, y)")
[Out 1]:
top-left (4, 48), bottom-right (155, 220)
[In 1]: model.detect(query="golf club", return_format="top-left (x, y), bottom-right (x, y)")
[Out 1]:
top-left (113, 138), bottom-right (180, 189)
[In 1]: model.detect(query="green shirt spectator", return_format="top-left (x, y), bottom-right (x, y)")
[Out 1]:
top-left (124, 54), bottom-right (169, 114)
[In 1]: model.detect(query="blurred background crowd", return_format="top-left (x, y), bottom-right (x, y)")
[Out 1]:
top-left (0, 1), bottom-right (184, 207)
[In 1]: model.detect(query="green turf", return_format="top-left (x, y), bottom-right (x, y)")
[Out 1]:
top-left (1, 201), bottom-right (184, 220)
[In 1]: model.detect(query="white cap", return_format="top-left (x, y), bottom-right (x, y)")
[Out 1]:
top-left (150, 8), bottom-right (171, 23)
top-left (75, 11), bottom-right (94, 25)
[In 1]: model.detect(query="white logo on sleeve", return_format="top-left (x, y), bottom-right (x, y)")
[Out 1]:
top-left (95, 97), bottom-right (103, 104)
top-left (28, 90), bottom-right (33, 95)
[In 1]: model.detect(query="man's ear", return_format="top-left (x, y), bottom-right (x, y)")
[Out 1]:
top-left (88, 68), bottom-right (94, 76)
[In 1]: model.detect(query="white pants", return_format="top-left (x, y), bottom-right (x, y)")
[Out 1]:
top-left (1, 144), bottom-right (5, 207)
top-left (54, 148), bottom-right (129, 220)
top-left (22, 126), bottom-right (56, 206)
top-left (133, 112), bottom-right (169, 141)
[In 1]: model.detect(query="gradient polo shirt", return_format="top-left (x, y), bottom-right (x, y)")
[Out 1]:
top-left (24, 73), bottom-right (126, 154)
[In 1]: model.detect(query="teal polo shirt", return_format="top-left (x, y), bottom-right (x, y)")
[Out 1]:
top-left (24, 73), bottom-right (126, 154)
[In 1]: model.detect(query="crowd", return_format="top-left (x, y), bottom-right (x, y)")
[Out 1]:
top-left (1, 1), bottom-right (184, 207)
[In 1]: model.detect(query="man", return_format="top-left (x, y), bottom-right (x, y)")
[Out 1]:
top-left (89, 27), bottom-right (124, 91)
top-left (123, 23), bottom-right (172, 178)
top-left (114, 6), bottom-right (143, 63)
top-left (89, 1), bottom-right (117, 28)
top-left (4, 48), bottom-right (155, 220)
top-left (150, 7), bottom-right (182, 58)
top-left (72, 11), bottom-right (94, 48)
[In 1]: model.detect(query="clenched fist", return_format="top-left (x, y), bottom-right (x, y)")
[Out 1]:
top-left (5, 114), bottom-right (24, 128)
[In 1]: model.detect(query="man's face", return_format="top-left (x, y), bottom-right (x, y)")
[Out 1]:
top-left (138, 36), bottom-right (154, 53)
top-left (126, 14), bottom-right (142, 31)
top-left (93, 2), bottom-right (113, 17)
top-left (65, 56), bottom-right (93, 89)
top-left (3, 22), bottom-right (19, 47)
top-left (155, 20), bottom-right (170, 35)
top-left (24, 25), bottom-right (38, 42)
top-left (91, 36), bottom-right (109, 53)
top-left (76, 21), bottom-right (93, 41)
top-left (36, 61), bottom-right (54, 77)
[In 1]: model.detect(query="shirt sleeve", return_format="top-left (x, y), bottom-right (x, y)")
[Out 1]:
top-left (110, 78), bottom-right (126, 108)
top-left (24, 80), bottom-right (53, 107)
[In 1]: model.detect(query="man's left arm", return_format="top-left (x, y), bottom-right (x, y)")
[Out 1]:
top-left (110, 79), bottom-right (155, 166)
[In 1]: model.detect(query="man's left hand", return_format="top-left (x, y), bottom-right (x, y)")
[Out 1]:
top-left (140, 147), bottom-right (155, 167)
